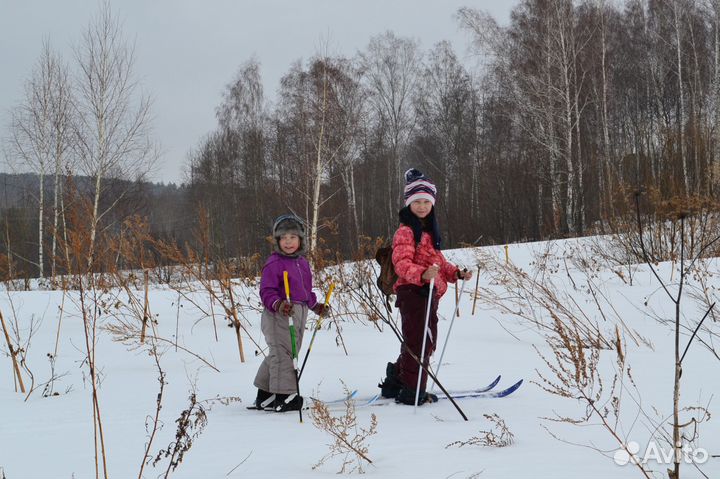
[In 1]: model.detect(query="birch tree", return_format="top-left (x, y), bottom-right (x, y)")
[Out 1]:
top-left (549, 0), bottom-right (583, 233)
top-left (579, 0), bottom-right (618, 222)
top-left (73, 2), bottom-right (155, 268)
top-left (216, 58), bottom-right (268, 253)
top-left (309, 58), bottom-right (330, 253)
top-left (459, 4), bottom-right (563, 234)
top-left (6, 40), bottom-right (72, 278)
top-left (712, 0), bottom-right (720, 192)
top-left (671, 0), bottom-right (690, 193)
top-left (415, 41), bottom-right (473, 243)
top-left (48, 47), bottom-right (74, 281)
top-left (274, 54), bottom-right (363, 253)
top-left (328, 58), bottom-right (365, 251)
top-left (461, 1), bottom-right (589, 235)
top-left (360, 32), bottom-right (420, 234)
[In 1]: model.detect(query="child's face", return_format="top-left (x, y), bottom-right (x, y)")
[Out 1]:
top-left (279, 233), bottom-right (300, 254)
top-left (410, 199), bottom-right (433, 218)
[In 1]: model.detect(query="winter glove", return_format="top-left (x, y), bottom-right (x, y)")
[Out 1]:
top-left (312, 303), bottom-right (331, 318)
top-left (276, 300), bottom-right (293, 317)
top-left (456, 268), bottom-right (472, 281)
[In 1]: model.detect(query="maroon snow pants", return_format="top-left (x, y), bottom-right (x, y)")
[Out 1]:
top-left (395, 285), bottom-right (439, 392)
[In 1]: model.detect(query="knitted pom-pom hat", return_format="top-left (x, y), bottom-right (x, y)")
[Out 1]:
top-left (403, 168), bottom-right (437, 206)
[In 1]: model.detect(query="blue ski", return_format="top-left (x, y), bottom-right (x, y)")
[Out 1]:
top-left (319, 389), bottom-right (358, 404)
top-left (439, 374), bottom-right (502, 396)
top-left (441, 379), bottom-right (523, 399)
top-left (361, 379), bottom-right (522, 408)
top-left (338, 376), bottom-right (519, 409)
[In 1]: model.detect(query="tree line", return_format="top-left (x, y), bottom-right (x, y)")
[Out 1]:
top-left (189, 0), bottom-right (720, 260)
top-left (3, 0), bottom-right (720, 279)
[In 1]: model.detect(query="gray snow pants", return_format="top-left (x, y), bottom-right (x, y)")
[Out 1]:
top-left (253, 304), bottom-right (308, 394)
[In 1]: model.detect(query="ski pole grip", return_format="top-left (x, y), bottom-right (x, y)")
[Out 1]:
top-left (283, 271), bottom-right (291, 300)
top-left (314, 283), bottom-right (336, 331)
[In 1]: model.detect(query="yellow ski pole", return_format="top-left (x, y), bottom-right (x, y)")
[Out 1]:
top-left (298, 283), bottom-right (335, 380)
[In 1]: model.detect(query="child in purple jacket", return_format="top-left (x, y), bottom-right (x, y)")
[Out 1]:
top-left (253, 214), bottom-right (328, 412)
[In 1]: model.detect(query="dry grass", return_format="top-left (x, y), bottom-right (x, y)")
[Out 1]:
top-left (152, 391), bottom-right (208, 476)
top-left (310, 385), bottom-right (378, 474)
top-left (533, 315), bottom-right (653, 478)
top-left (446, 413), bottom-right (515, 448)
top-left (149, 391), bottom-right (240, 478)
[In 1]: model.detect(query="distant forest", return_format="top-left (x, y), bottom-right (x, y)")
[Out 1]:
top-left (4, 0), bottom-right (720, 279)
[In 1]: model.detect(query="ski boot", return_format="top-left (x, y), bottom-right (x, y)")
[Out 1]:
top-left (274, 393), bottom-right (304, 412)
top-left (395, 388), bottom-right (438, 405)
top-left (254, 388), bottom-right (276, 410)
top-left (378, 362), bottom-right (402, 398)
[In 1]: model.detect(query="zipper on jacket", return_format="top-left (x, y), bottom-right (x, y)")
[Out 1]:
top-left (296, 260), bottom-right (307, 301)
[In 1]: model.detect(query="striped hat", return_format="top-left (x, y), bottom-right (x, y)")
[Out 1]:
top-left (403, 168), bottom-right (437, 206)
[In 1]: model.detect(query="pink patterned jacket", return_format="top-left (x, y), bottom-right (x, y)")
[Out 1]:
top-left (391, 225), bottom-right (459, 298)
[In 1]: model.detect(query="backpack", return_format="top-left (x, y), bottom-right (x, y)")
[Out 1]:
top-left (375, 243), bottom-right (397, 297)
top-left (375, 233), bottom-right (421, 312)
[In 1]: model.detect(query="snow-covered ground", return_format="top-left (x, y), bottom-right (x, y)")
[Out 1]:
top-left (1, 237), bottom-right (719, 478)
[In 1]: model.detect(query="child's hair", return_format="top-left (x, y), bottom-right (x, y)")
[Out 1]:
top-left (272, 214), bottom-right (306, 255)
top-left (399, 206), bottom-right (442, 250)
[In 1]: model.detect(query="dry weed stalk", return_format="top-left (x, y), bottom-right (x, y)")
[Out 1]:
top-left (138, 332), bottom-right (165, 479)
top-left (96, 241), bottom-right (222, 479)
top-left (329, 236), bottom-right (393, 328)
top-left (477, 247), bottom-right (616, 349)
top-left (102, 286), bottom-right (220, 373)
top-left (446, 413), bottom-right (515, 448)
top-left (632, 192), bottom-right (720, 479)
top-left (0, 309), bottom-right (25, 393)
top-left (219, 272), bottom-right (245, 362)
top-left (53, 187), bottom-right (110, 479)
top-left (535, 315), bottom-right (652, 479)
top-left (2, 291), bottom-right (47, 401)
top-left (152, 391), bottom-right (207, 477)
top-left (598, 189), bottom-right (720, 265)
top-left (39, 352), bottom-right (69, 397)
top-left (682, 259), bottom-right (720, 363)
top-left (147, 213), bottom-right (265, 361)
top-left (303, 238), bottom-right (389, 356)
top-left (151, 391), bottom-right (241, 478)
top-left (53, 288), bottom-right (67, 356)
top-left (18, 339), bottom-right (70, 400)
top-left (2, 239), bottom-right (68, 401)
top-left (310, 389), bottom-right (377, 474)
top-left (77, 277), bottom-right (110, 479)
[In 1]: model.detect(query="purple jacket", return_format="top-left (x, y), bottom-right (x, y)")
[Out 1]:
top-left (260, 252), bottom-right (318, 312)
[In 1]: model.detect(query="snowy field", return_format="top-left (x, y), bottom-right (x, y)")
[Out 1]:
top-left (1, 236), bottom-right (719, 478)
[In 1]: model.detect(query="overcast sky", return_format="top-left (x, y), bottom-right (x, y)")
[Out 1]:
top-left (1, 1), bottom-right (516, 184)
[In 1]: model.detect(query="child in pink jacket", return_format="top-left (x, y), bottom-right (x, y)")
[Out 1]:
top-left (379, 169), bottom-right (472, 405)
